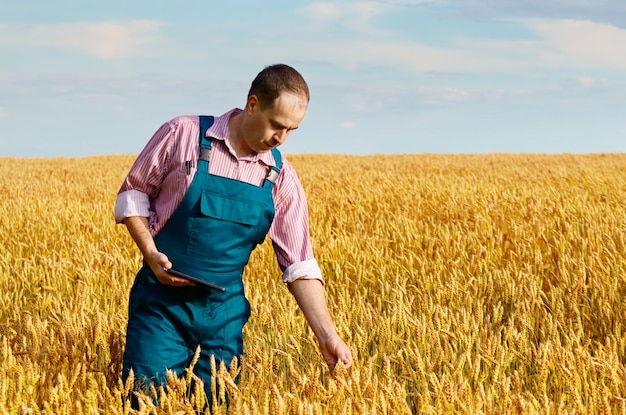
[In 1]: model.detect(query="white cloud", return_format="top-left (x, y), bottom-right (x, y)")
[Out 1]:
top-left (287, 7), bottom-right (626, 75)
top-left (576, 76), bottom-right (595, 87)
top-left (289, 39), bottom-right (468, 72)
top-left (339, 121), bottom-right (356, 128)
top-left (525, 19), bottom-right (626, 69)
top-left (441, 87), bottom-right (471, 102)
top-left (382, 0), bottom-right (438, 5)
top-left (349, 2), bottom-right (386, 21)
top-left (346, 2), bottom-right (389, 34)
top-left (0, 21), bottom-right (166, 59)
top-left (302, 3), bottom-right (343, 21)
top-left (301, 2), bottom-right (388, 33)
top-left (453, 0), bottom-right (626, 27)
top-left (575, 76), bottom-right (608, 87)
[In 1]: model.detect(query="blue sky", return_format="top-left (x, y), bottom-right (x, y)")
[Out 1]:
top-left (1, 0), bottom-right (625, 157)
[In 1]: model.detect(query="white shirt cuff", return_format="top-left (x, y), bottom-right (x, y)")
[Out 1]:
top-left (114, 189), bottom-right (150, 223)
top-left (282, 259), bottom-right (325, 285)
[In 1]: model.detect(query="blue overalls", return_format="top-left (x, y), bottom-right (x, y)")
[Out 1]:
top-left (122, 116), bottom-right (282, 402)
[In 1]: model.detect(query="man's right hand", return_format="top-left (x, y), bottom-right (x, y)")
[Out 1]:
top-left (145, 251), bottom-right (195, 287)
top-left (124, 216), bottom-right (196, 287)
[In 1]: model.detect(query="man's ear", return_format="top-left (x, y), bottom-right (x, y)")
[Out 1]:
top-left (246, 95), bottom-right (259, 114)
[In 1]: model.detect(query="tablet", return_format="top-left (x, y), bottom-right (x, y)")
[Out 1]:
top-left (166, 269), bottom-right (226, 292)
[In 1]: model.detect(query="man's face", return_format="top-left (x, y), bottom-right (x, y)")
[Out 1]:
top-left (243, 92), bottom-right (308, 154)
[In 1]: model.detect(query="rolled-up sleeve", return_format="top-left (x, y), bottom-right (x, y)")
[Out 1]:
top-left (113, 116), bottom-right (199, 232)
top-left (282, 259), bottom-right (323, 284)
top-left (270, 160), bottom-right (324, 285)
top-left (114, 189), bottom-right (151, 223)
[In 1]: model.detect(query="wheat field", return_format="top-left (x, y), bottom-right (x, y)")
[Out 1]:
top-left (0, 153), bottom-right (625, 414)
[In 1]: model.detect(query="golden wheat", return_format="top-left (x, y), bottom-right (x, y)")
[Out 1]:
top-left (0, 153), bottom-right (625, 414)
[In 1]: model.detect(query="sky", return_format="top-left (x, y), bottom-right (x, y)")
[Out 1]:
top-left (1, 0), bottom-right (625, 158)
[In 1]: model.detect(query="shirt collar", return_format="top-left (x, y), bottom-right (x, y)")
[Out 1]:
top-left (204, 108), bottom-right (277, 167)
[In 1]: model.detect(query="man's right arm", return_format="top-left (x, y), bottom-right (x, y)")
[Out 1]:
top-left (123, 216), bottom-right (194, 287)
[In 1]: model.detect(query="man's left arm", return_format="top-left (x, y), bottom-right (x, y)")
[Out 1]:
top-left (287, 279), bottom-right (353, 372)
top-left (269, 160), bottom-right (353, 372)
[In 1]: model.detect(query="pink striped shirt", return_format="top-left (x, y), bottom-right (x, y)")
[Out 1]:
top-left (114, 109), bottom-right (323, 284)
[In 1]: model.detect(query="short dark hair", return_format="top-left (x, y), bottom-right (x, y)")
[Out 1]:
top-left (248, 64), bottom-right (310, 108)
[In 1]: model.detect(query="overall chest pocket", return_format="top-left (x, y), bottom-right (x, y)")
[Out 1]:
top-left (186, 190), bottom-right (269, 261)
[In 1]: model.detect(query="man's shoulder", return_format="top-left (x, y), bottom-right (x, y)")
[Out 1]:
top-left (274, 156), bottom-right (302, 188)
top-left (166, 115), bottom-right (202, 127)
top-left (161, 116), bottom-right (206, 142)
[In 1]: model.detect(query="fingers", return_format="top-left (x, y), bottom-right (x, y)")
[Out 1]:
top-left (152, 251), bottom-right (172, 271)
top-left (158, 270), bottom-right (196, 287)
top-left (148, 252), bottom-right (195, 287)
top-left (340, 348), bottom-right (353, 369)
top-left (334, 347), bottom-right (353, 371)
top-left (321, 338), bottom-right (353, 374)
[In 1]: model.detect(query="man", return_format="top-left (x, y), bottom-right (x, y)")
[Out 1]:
top-left (114, 64), bottom-right (353, 403)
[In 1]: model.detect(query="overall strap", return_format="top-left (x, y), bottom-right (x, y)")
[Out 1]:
top-left (198, 116), bottom-right (215, 163)
top-left (263, 148), bottom-right (282, 189)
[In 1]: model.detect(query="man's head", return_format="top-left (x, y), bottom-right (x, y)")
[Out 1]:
top-left (237, 64), bottom-right (309, 155)
top-left (248, 64), bottom-right (310, 109)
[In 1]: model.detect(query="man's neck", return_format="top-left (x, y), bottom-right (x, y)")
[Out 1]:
top-left (227, 111), bottom-right (250, 158)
